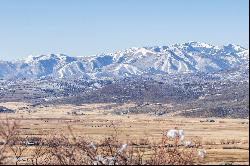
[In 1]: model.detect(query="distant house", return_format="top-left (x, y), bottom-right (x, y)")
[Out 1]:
top-left (0, 106), bottom-right (15, 113)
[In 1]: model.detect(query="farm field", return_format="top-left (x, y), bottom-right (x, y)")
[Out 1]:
top-left (0, 102), bottom-right (249, 165)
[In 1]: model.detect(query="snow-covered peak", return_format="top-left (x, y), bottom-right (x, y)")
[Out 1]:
top-left (24, 54), bottom-right (76, 64)
top-left (223, 44), bottom-right (247, 52)
top-left (0, 42), bottom-right (248, 79)
top-left (134, 47), bottom-right (155, 56)
top-left (185, 41), bottom-right (214, 48)
top-left (26, 53), bottom-right (64, 60)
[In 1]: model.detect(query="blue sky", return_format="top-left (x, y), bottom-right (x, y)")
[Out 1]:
top-left (0, 0), bottom-right (248, 60)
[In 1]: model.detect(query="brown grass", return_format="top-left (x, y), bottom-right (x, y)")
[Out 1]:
top-left (0, 102), bottom-right (249, 165)
top-left (0, 118), bottom-right (205, 165)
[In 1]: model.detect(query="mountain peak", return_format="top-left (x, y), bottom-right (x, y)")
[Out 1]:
top-left (223, 43), bottom-right (247, 52)
top-left (24, 54), bottom-right (74, 63)
top-left (0, 42), bottom-right (248, 80)
top-left (183, 41), bottom-right (214, 48)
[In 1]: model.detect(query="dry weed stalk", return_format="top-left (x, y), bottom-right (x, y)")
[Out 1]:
top-left (0, 118), bottom-right (205, 165)
top-left (0, 118), bottom-right (20, 165)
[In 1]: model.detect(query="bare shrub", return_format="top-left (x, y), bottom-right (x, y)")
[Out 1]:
top-left (204, 140), bottom-right (217, 145)
top-left (146, 137), bottom-right (197, 165)
top-left (0, 118), bottom-right (20, 165)
top-left (220, 139), bottom-right (242, 145)
top-left (0, 119), bottom-right (205, 165)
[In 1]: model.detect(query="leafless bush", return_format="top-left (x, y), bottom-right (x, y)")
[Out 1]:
top-left (220, 139), bottom-right (242, 145)
top-left (0, 118), bottom-right (20, 165)
top-left (204, 140), bottom-right (217, 145)
top-left (0, 119), bottom-right (205, 165)
top-left (146, 136), bottom-right (198, 165)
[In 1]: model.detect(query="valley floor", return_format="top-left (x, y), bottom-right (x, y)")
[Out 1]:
top-left (0, 102), bottom-right (249, 165)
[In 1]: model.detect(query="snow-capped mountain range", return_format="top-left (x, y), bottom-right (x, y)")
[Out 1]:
top-left (0, 42), bottom-right (249, 80)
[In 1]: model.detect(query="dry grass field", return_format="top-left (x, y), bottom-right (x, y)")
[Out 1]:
top-left (0, 102), bottom-right (249, 165)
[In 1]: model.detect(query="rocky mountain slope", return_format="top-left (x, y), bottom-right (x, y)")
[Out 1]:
top-left (0, 42), bottom-right (248, 80)
top-left (0, 42), bottom-right (248, 118)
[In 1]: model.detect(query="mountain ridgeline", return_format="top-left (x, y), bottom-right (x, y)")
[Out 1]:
top-left (0, 42), bottom-right (249, 80)
top-left (0, 42), bottom-right (249, 118)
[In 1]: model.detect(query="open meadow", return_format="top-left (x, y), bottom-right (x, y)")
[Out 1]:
top-left (0, 102), bottom-right (249, 165)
